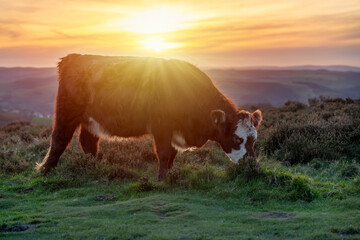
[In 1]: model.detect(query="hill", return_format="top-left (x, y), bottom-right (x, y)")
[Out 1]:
top-left (0, 65), bottom-right (360, 125)
top-left (0, 67), bottom-right (57, 119)
top-left (211, 65), bottom-right (360, 72)
top-left (207, 69), bottom-right (360, 106)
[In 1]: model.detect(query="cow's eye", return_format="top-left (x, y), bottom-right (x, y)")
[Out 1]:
top-left (234, 136), bottom-right (243, 145)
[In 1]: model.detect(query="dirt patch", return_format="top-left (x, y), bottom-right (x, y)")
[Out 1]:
top-left (0, 223), bottom-right (37, 232)
top-left (252, 212), bottom-right (296, 219)
top-left (93, 195), bottom-right (116, 201)
top-left (17, 187), bottom-right (34, 194)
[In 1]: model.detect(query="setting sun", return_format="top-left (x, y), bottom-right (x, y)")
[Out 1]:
top-left (0, 0), bottom-right (359, 67)
top-left (119, 6), bottom-right (189, 52)
top-left (123, 7), bottom-right (189, 34)
top-left (141, 36), bottom-right (182, 52)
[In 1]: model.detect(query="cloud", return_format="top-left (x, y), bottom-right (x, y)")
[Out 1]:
top-left (0, 0), bottom-right (360, 66)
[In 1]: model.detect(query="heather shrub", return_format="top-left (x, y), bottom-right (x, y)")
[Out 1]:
top-left (174, 141), bottom-right (228, 166)
top-left (280, 101), bottom-right (307, 112)
top-left (260, 98), bottom-right (360, 164)
top-left (100, 136), bottom-right (157, 168)
top-left (263, 122), bottom-right (360, 164)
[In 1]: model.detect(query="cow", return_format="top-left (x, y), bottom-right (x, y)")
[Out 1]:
top-left (36, 54), bottom-right (262, 180)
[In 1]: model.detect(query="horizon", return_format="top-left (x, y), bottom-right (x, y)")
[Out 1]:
top-left (1, 63), bottom-right (360, 70)
top-left (1, 0), bottom-right (360, 67)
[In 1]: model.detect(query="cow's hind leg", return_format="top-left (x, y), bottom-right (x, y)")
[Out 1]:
top-left (79, 125), bottom-right (100, 157)
top-left (168, 147), bottom-right (177, 169)
top-left (36, 117), bottom-right (80, 174)
top-left (153, 131), bottom-right (174, 181)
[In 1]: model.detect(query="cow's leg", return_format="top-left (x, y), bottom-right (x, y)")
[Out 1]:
top-left (168, 146), bottom-right (177, 169)
top-left (36, 117), bottom-right (80, 174)
top-left (153, 131), bottom-right (173, 181)
top-left (36, 84), bottom-right (83, 174)
top-left (79, 125), bottom-right (100, 157)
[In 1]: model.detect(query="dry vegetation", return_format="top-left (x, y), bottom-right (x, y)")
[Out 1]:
top-left (0, 97), bottom-right (360, 239)
top-left (1, 97), bottom-right (359, 198)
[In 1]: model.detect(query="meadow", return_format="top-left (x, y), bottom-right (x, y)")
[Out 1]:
top-left (0, 97), bottom-right (359, 239)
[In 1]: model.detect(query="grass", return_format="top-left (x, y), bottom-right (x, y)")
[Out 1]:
top-left (1, 98), bottom-right (360, 239)
top-left (1, 176), bottom-right (359, 240)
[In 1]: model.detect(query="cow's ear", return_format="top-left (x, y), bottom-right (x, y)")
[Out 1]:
top-left (251, 109), bottom-right (262, 130)
top-left (211, 109), bottom-right (226, 126)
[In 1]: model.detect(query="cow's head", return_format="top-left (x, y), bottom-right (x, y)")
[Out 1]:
top-left (211, 109), bottom-right (262, 163)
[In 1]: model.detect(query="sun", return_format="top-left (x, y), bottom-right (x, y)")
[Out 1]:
top-left (141, 36), bottom-right (182, 52)
top-left (123, 7), bottom-right (188, 34)
top-left (119, 6), bottom-right (188, 51)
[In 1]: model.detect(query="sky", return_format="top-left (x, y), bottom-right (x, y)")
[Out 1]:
top-left (0, 0), bottom-right (360, 68)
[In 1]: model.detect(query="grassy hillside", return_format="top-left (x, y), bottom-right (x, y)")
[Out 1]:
top-left (0, 98), bottom-right (360, 239)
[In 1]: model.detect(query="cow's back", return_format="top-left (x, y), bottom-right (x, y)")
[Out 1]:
top-left (58, 54), bottom-right (221, 136)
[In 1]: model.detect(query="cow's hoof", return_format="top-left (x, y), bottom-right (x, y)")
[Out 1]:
top-left (35, 163), bottom-right (51, 175)
top-left (158, 173), bottom-right (167, 181)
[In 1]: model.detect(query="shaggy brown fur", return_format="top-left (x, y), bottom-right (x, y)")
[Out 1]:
top-left (36, 54), bottom-right (262, 180)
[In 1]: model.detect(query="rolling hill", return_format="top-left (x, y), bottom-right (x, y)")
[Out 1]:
top-left (0, 65), bottom-right (359, 124)
top-left (207, 68), bottom-right (360, 106)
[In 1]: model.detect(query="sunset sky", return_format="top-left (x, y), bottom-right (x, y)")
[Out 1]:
top-left (1, 0), bottom-right (360, 68)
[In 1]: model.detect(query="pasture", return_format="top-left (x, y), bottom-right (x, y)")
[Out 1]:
top-left (1, 98), bottom-right (360, 239)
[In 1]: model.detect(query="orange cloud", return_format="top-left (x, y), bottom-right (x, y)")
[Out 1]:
top-left (0, 0), bottom-right (359, 67)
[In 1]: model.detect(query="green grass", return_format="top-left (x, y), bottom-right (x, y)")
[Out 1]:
top-left (1, 174), bottom-right (359, 240)
top-left (1, 98), bottom-right (360, 239)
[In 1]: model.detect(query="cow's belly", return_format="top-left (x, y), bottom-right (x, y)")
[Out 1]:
top-left (171, 131), bottom-right (188, 151)
top-left (87, 117), bottom-right (113, 139)
top-left (84, 115), bottom-right (148, 139)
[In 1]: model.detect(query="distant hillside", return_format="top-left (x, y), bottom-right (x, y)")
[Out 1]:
top-left (207, 69), bottom-right (360, 106)
top-left (0, 65), bottom-right (359, 123)
top-left (0, 67), bottom-right (57, 118)
top-left (209, 65), bottom-right (360, 72)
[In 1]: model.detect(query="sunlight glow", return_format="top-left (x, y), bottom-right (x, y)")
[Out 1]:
top-left (1, 0), bottom-right (360, 66)
top-left (123, 7), bottom-right (188, 34)
top-left (141, 36), bottom-right (182, 52)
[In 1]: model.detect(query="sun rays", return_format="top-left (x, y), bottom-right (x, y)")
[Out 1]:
top-left (1, 0), bottom-right (360, 66)
top-left (109, 6), bottom-right (190, 52)
top-left (123, 7), bottom-right (188, 34)
top-left (140, 36), bottom-right (182, 52)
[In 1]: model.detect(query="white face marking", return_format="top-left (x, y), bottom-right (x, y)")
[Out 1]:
top-left (171, 131), bottom-right (188, 151)
top-left (226, 116), bottom-right (257, 163)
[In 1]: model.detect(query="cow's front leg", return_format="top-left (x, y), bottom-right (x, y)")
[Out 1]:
top-left (153, 131), bottom-right (173, 181)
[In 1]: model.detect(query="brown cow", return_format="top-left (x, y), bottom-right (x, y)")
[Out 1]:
top-left (36, 54), bottom-right (262, 180)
